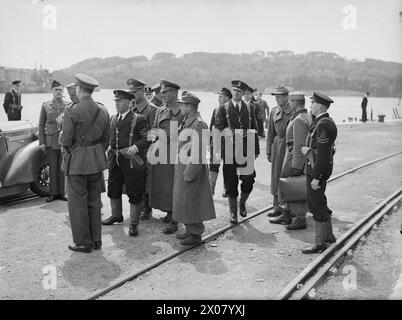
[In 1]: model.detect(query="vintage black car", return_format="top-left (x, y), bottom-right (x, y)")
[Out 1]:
top-left (0, 121), bottom-right (50, 198)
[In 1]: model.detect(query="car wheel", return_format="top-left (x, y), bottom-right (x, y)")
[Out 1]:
top-left (30, 158), bottom-right (50, 196)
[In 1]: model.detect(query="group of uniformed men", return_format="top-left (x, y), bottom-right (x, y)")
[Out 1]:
top-left (37, 72), bottom-right (337, 255)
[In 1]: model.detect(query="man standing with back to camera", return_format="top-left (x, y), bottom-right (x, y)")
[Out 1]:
top-left (61, 73), bottom-right (110, 253)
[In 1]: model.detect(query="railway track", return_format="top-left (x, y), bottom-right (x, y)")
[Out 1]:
top-left (86, 150), bottom-right (402, 300)
top-left (276, 187), bottom-right (402, 300)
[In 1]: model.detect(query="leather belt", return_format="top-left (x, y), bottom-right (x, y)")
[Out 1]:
top-left (75, 138), bottom-right (101, 148)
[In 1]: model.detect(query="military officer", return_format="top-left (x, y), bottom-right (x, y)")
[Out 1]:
top-left (149, 80), bottom-right (184, 234)
top-left (173, 92), bottom-right (216, 245)
top-left (38, 80), bottom-right (69, 202)
top-left (302, 92), bottom-right (337, 254)
top-left (214, 80), bottom-right (260, 224)
top-left (266, 85), bottom-right (292, 217)
top-left (144, 86), bottom-right (153, 102)
top-left (150, 82), bottom-right (163, 107)
top-left (127, 78), bottom-right (158, 220)
top-left (209, 87), bottom-right (232, 197)
top-left (102, 90), bottom-right (150, 236)
top-left (61, 73), bottom-right (110, 253)
top-left (3, 80), bottom-right (23, 121)
top-left (270, 92), bottom-right (312, 229)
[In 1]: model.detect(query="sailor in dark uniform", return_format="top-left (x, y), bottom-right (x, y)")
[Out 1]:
top-left (38, 80), bottom-right (68, 202)
top-left (127, 78), bottom-right (157, 220)
top-left (61, 73), bottom-right (110, 253)
top-left (214, 80), bottom-right (260, 224)
top-left (102, 90), bottom-right (150, 236)
top-left (302, 92), bottom-right (337, 254)
top-left (3, 80), bottom-right (23, 121)
top-left (208, 87), bottom-right (231, 196)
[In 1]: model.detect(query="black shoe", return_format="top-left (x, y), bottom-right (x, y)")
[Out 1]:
top-left (222, 192), bottom-right (229, 198)
top-left (180, 234), bottom-right (202, 245)
top-left (102, 216), bottom-right (123, 225)
top-left (68, 244), bottom-right (92, 253)
top-left (286, 219), bottom-right (307, 230)
top-left (230, 212), bottom-right (238, 224)
top-left (57, 195), bottom-right (67, 201)
top-left (93, 241), bottom-right (102, 250)
top-left (326, 234), bottom-right (336, 244)
top-left (163, 222), bottom-right (178, 234)
top-left (267, 208), bottom-right (282, 217)
top-left (46, 196), bottom-right (55, 203)
top-left (302, 244), bottom-right (327, 254)
top-left (269, 213), bottom-right (292, 225)
top-left (176, 231), bottom-right (191, 240)
top-left (239, 203), bottom-right (247, 218)
top-left (128, 224), bottom-right (138, 236)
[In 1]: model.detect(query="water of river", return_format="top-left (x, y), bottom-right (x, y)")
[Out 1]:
top-left (0, 90), bottom-right (400, 125)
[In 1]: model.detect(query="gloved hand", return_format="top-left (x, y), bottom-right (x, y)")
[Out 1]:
top-left (290, 168), bottom-right (302, 176)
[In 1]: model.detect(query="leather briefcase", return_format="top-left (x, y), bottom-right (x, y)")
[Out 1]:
top-left (278, 175), bottom-right (307, 203)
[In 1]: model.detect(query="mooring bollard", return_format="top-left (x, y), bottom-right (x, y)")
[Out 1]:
top-left (378, 114), bottom-right (385, 123)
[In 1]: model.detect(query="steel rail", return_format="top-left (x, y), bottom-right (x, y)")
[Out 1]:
top-left (87, 150), bottom-right (402, 300)
top-left (277, 188), bottom-right (402, 300)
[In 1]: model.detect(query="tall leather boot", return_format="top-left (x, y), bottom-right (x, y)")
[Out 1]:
top-left (302, 221), bottom-right (328, 254)
top-left (229, 197), bottom-right (238, 224)
top-left (326, 217), bottom-right (336, 244)
top-left (128, 201), bottom-right (143, 236)
top-left (209, 171), bottom-right (218, 196)
top-left (239, 192), bottom-right (250, 217)
top-left (140, 193), bottom-right (152, 220)
top-left (269, 209), bottom-right (292, 225)
top-left (102, 198), bottom-right (123, 225)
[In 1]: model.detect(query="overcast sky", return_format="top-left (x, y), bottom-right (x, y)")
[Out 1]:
top-left (0, 0), bottom-right (401, 71)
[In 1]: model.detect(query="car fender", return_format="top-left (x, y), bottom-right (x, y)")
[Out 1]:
top-left (3, 140), bottom-right (45, 187)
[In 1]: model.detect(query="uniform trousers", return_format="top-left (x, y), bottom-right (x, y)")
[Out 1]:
top-left (47, 148), bottom-right (65, 196)
top-left (67, 172), bottom-right (102, 246)
top-left (222, 163), bottom-right (255, 197)
top-left (107, 157), bottom-right (146, 205)
top-left (306, 174), bottom-right (332, 222)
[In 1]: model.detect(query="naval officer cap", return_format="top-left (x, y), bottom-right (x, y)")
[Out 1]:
top-left (75, 73), bottom-right (99, 90)
top-left (113, 89), bottom-right (135, 101)
top-left (289, 91), bottom-right (305, 101)
top-left (231, 80), bottom-right (249, 92)
top-left (245, 86), bottom-right (256, 93)
top-left (160, 80), bottom-right (181, 93)
top-left (12, 80), bottom-right (22, 85)
top-left (271, 85), bottom-right (289, 95)
top-left (310, 91), bottom-right (334, 108)
top-left (177, 92), bottom-right (201, 108)
top-left (51, 80), bottom-right (63, 89)
top-left (127, 78), bottom-right (146, 91)
top-left (151, 82), bottom-right (161, 93)
top-left (218, 87), bottom-right (232, 99)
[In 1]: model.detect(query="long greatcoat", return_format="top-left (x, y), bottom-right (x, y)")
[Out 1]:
top-left (266, 102), bottom-right (292, 198)
top-left (172, 113), bottom-right (216, 224)
top-left (149, 102), bottom-right (184, 211)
